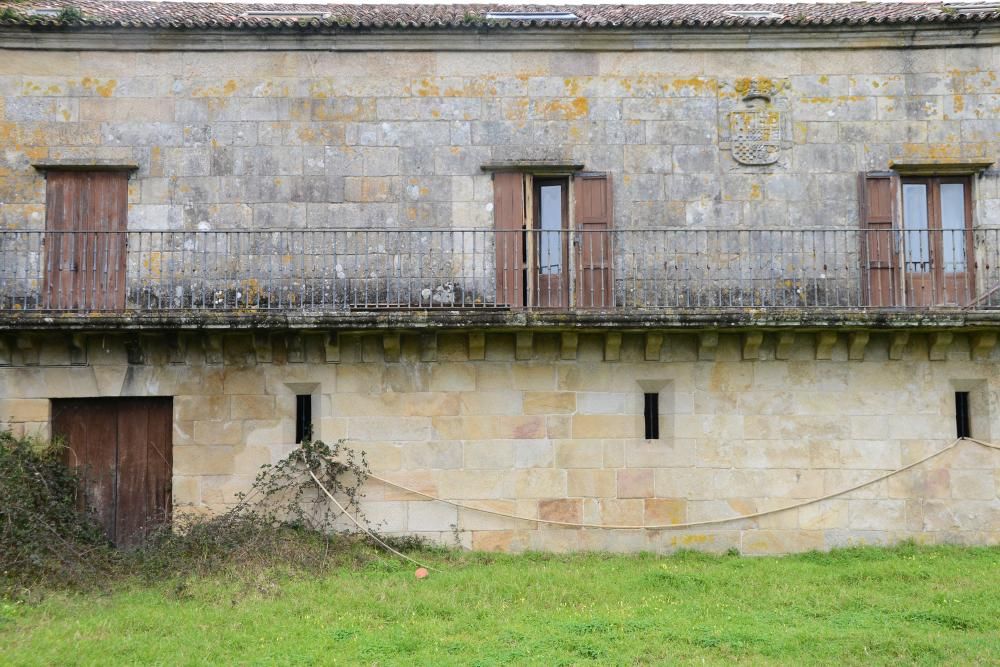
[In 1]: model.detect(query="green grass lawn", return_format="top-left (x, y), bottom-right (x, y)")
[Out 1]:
top-left (2, 544), bottom-right (998, 666)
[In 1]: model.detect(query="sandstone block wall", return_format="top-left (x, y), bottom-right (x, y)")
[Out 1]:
top-left (2, 46), bottom-right (1000, 232)
top-left (1, 330), bottom-right (998, 554)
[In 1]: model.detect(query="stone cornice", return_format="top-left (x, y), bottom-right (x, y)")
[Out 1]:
top-left (2, 23), bottom-right (1000, 51)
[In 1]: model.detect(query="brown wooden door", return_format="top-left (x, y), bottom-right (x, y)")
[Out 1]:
top-left (44, 171), bottom-right (129, 311)
top-left (860, 174), bottom-right (899, 307)
top-left (493, 172), bottom-right (526, 308)
top-left (52, 398), bottom-right (173, 547)
top-left (574, 173), bottom-right (614, 308)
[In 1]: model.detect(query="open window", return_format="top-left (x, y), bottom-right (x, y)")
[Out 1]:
top-left (860, 172), bottom-right (974, 307)
top-left (492, 170), bottom-right (613, 309)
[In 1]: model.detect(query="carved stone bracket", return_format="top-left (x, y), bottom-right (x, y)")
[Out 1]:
top-left (848, 331), bottom-right (870, 361)
top-left (421, 333), bottom-right (438, 362)
top-left (286, 333), bottom-right (305, 363)
top-left (204, 335), bottom-right (224, 365)
top-left (644, 333), bottom-right (663, 361)
top-left (561, 332), bottom-right (578, 361)
top-left (815, 332), bottom-right (838, 360)
top-left (889, 332), bottom-right (909, 360)
top-left (774, 332), bottom-right (795, 360)
top-left (604, 332), bottom-right (622, 362)
top-left (515, 332), bottom-right (533, 361)
top-left (16, 336), bottom-right (39, 366)
top-left (468, 332), bottom-right (486, 361)
top-left (167, 332), bottom-right (187, 365)
top-left (971, 331), bottom-right (997, 360)
top-left (929, 332), bottom-right (954, 361)
top-left (698, 332), bottom-right (719, 361)
top-left (0, 336), bottom-right (12, 366)
top-left (382, 333), bottom-right (401, 363)
top-left (69, 333), bottom-right (88, 366)
top-left (125, 335), bottom-right (145, 365)
top-left (253, 333), bottom-right (272, 364)
top-left (742, 332), bottom-right (763, 360)
top-left (324, 332), bottom-right (341, 363)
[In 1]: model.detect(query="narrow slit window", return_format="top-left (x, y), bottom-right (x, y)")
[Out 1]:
top-left (955, 391), bottom-right (971, 438)
top-left (643, 393), bottom-right (659, 440)
top-left (295, 394), bottom-right (313, 444)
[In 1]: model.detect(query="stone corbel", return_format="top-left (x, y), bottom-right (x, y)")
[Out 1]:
top-left (561, 332), bottom-right (578, 361)
top-left (167, 332), bottom-right (187, 365)
top-left (929, 332), bottom-right (954, 361)
top-left (971, 331), bottom-right (997, 360)
top-left (742, 332), bottom-right (763, 361)
top-left (253, 333), bottom-right (272, 364)
top-left (603, 332), bottom-right (622, 362)
top-left (204, 335), bottom-right (224, 365)
top-left (0, 336), bottom-right (11, 366)
top-left (125, 335), bottom-right (145, 365)
top-left (16, 335), bottom-right (39, 366)
top-left (324, 332), bottom-right (341, 363)
top-left (848, 331), bottom-right (870, 361)
top-left (69, 333), bottom-right (87, 366)
top-left (889, 332), bottom-right (909, 360)
top-left (774, 332), bottom-right (795, 360)
top-left (468, 332), bottom-right (486, 361)
top-left (815, 332), bottom-right (838, 360)
top-left (515, 332), bottom-right (533, 360)
top-left (286, 332), bottom-right (305, 363)
top-left (421, 332), bottom-right (438, 362)
top-left (645, 333), bottom-right (663, 361)
top-left (698, 332), bottom-right (719, 361)
top-left (383, 332), bottom-right (401, 363)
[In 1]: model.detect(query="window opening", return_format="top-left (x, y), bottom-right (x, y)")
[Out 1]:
top-left (643, 392), bottom-right (659, 440)
top-left (295, 394), bottom-right (313, 443)
top-left (955, 391), bottom-right (971, 438)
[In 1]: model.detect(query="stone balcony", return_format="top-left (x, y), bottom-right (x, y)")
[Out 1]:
top-left (2, 227), bottom-right (999, 332)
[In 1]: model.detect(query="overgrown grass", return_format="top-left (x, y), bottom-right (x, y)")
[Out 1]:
top-left (2, 544), bottom-right (997, 665)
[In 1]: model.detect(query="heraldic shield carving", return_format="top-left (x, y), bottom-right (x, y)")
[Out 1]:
top-left (728, 79), bottom-right (782, 166)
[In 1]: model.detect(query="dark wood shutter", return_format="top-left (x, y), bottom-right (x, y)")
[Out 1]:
top-left (859, 173), bottom-right (898, 307)
top-left (53, 397), bottom-right (173, 547)
top-left (574, 172), bottom-right (614, 308)
top-left (493, 172), bottom-right (525, 308)
top-left (44, 171), bottom-right (128, 311)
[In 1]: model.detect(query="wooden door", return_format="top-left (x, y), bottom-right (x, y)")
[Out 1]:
top-left (860, 174), bottom-right (899, 307)
top-left (493, 172), bottom-right (526, 308)
top-left (44, 171), bottom-right (128, 311)
top-left (574, 173), bottom-right (614, 308)
top-left (52, 398), bottom-right (173, 547)
top-left (532, 177), bottom-right (568, 308)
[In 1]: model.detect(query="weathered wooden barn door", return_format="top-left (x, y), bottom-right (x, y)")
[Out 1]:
top-left (43, 170), bottom-right (128, 311)
top-left (52, 398), bottom-right (173, 546)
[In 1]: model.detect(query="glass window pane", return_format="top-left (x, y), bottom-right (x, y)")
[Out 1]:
top-left (539, 185), bottom-right (562, 274)
top-left (939, 183), bottom-right (967, 270)
top-left (902, 183), bottom-right (930, 269)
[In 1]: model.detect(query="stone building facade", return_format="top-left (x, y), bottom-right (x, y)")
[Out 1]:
top-left (1, 1), bottom-right (999, 552)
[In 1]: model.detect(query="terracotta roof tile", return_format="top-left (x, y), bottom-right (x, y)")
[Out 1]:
top-left (1, 1), bottom-right (997, 31)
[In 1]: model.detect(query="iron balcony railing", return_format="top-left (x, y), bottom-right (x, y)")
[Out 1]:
top-left (1, 228), bottom-right (999, 313)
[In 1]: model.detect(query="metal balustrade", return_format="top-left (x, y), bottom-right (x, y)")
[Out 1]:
top-left (1, 228), bottom-right (998, 313)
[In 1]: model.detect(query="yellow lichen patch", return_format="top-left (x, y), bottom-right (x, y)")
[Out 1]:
top-left (669, 77), bottom-right (718, 95)
top-left (504, 98), bottom-right (530, 121)
top-left (415, 79), bottom-right (440, 97)
top-left (95, 80), bottom-right (116, 97)
top-left (749, 183), bottom-right (763, 201)
top-left (953, 95), bottom-right (965, 113)
top-left (539, 97), bottom-right (589, 120)
top-left (678, 534), bottom-right (711, 545)
top-left (563, 78), bottom-right (581, 96)
top-left (818, 75), bottom-right (829, 85)
top-left (901, 143), bottom-right (962, 159)
top-left (143, 251), bottom-right (163, 277)
top-left (297, 127), bottom-right (317, 143)
top-left (222, 80), bottom-right (238, 96)
top-left (734, 77), bottom-right (776, 97)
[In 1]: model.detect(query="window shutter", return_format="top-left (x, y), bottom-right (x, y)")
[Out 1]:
top-left (573, 172), bottom-right (614, 308)
top-left (493, 172), bottom-right (525, 308)
top-left (859, 173), bottom-right (898, 307)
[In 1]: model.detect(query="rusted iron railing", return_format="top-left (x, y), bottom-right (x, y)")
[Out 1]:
top-left (1, 228), bottom-right (998, 312)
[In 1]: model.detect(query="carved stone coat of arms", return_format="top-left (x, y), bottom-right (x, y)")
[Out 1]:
top-left (726, 79), bottom-right (784, 166)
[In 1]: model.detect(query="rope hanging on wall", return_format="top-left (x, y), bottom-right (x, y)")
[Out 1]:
top-left (359, 437), bottom-right (1000, 531)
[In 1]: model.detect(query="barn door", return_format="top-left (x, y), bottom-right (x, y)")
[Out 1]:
top-left (44, 171), bottom-right (128, 311)
top-left (52, 398), bottom-right (173, 547)
top-left (574, 173), bottom-right (614, 308)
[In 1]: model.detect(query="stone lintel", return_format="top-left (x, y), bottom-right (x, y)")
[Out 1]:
top-left (561, 332), bottom-right (578, 361)
top-left (742, 332), bottom-right (764, 361)
top-left (604, 332), bottom-right (622, 362)
top-left (815, 332), bottom-right (838, 360)
top-left (848, 331), bottom-right (870, 361)
top-left (929, 332), bottom-right (954, 361)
